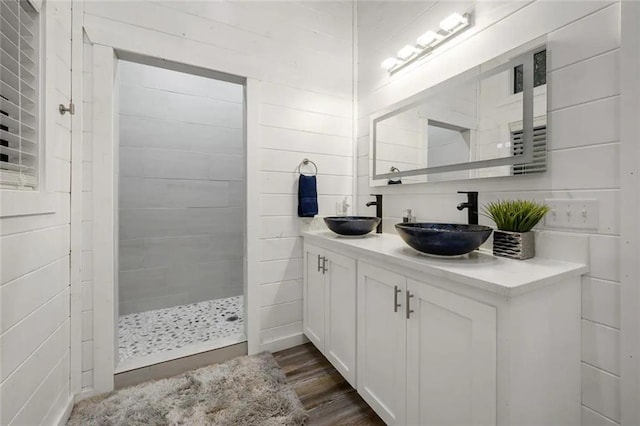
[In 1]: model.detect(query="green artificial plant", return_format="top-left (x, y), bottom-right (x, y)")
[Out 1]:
top-left (482, 200), bottom-right (550, 233)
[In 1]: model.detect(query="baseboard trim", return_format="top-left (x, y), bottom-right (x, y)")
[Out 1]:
top-left (75, 388), bottom-right (97, 402)
top-left (260, 332), bottom-right (309, 353)
top-left (54, 395), bottom-right (75, 426)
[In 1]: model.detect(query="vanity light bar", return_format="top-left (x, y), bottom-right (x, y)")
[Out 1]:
top-left (380, 11), bottom-right (472, 74)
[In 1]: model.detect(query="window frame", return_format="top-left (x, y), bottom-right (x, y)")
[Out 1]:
top-left (0, 0), bottom-right (56, 218)
top-left (0, 0), bottom-right (40, 190)
top-left (513, 49), bottom-right (547, 94)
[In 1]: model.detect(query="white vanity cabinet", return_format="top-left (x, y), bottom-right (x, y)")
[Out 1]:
top-left (302, 231), bottom-right (586, 426)
top-left (357, 262), bottom-right (497, 426)
top-left (302, 242), bottom-right (357, 386)
top-left (357, 263), bottom-right (408, 424)
top-left (302, 243), bottom-right (325, 349)
top-left (405, 278), bottom-right (496, 426)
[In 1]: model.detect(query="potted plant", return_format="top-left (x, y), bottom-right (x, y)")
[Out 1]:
top-left (482, 200), bottom-right (550, 260)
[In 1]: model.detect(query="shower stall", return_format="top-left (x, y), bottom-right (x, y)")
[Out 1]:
top-left (116, 60), bottom-right (246, 366)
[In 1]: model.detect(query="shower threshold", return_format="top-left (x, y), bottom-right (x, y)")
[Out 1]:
top-left (116, 295), bottom-right (245, 373)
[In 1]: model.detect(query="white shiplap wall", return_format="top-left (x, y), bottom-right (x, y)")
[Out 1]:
top-left (357, 2), bottom-right (621, 425)
top-left (0, 0), bottom-right (74, 423)
top-left (80, 0), bottom-right (354, 382)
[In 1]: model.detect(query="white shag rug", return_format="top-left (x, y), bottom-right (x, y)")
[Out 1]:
top-left (67, 352), bottom-right (308, 426)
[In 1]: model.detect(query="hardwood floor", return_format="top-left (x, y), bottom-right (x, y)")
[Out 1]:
top-left (274, 343), bottom-right (385, 426)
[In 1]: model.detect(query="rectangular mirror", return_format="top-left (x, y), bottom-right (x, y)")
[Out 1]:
top-left (371, 43), bottom-right (547, 185)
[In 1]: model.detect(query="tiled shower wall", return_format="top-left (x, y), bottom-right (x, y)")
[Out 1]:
top-left (357, 2), bottom-right (621, 424)
top-left (117, 62), bottom-right (244, 315)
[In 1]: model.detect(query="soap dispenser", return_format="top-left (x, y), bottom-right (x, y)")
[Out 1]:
top-left (336, 197), bottom-right (350, 216)
top-left (402, 209), bottom-right (415, 223)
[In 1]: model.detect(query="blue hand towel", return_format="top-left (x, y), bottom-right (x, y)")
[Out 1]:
top-left (298, 174), bottom-right (318, 217)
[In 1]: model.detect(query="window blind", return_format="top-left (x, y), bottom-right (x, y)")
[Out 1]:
top-left (511, 125), bottom-right (547, 175)
top-left (0, 0), bottom-right (38, 189)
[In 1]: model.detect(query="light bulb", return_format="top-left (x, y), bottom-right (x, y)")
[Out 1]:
top-left (397, 45), bottom-right (419, 60)
top-left (440, 12), bottom-right (468, 32)
top-left (416, 30), bottom-right (442, 47)
top-left (380, 57), bottom-right (400, 70)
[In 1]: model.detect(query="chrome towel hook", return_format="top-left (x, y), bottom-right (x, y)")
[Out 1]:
top-left (297, 158), bottom-right (318, 176)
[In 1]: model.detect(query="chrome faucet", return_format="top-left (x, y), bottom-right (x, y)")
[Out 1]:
top-left (457, 191), bottom-right (478, 225)
top-left (366, 194), bottom-right (383, 233)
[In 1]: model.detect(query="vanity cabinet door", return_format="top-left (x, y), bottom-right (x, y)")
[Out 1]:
top-left (357, 262), bottom-right (407, 425)
top-left (324, 251), bottom-right (357, 387)
top-left (406, 278), bottom-right (497, 426)
top-left (303, 243), bottom-right (326, 351)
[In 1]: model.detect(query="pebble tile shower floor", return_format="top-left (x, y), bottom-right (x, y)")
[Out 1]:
top-left (118, 295), bottom-right (244, 362)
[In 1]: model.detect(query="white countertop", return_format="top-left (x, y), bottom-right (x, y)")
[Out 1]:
top-left (302, 230), bottom-right (589, 296)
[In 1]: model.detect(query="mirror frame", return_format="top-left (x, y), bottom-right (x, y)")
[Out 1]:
top-left (371, 46), bottom-right (546, 183)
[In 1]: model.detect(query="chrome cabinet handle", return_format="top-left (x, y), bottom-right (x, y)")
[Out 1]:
top-left (317, 254), bottom-right (323, 272)
top-left (322, 257), bottom-right (328, 274)
top-left (394, 285), bottom-right (402, 312)
top-left (406, 291), bottom-right (415, 319)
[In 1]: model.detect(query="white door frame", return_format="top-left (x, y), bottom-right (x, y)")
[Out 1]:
top-left (91, 44), bottom-right (118, 393)
top-left (89, 43), bottom-right (259, 393)
top-left (69, 0), bottom-right (85, 397)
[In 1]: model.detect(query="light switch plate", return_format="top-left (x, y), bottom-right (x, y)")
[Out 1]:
top-left (544, 199), bottom-right (599, 230)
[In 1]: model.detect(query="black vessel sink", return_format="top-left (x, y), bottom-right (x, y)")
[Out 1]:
top-left (395, 223), bottom-right (493, 256)
top-left (324, 216), bottom-right (381, 236)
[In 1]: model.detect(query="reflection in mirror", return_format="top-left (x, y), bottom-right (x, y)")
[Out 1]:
top-left (387, 166), bottom-right (403, 185)
top-left (426, 120), bottom-right (471, 182)
top-left (372, 45), bottom-right (547, 185)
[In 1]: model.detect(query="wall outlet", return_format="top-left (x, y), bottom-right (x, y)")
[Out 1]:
top-left (544, 199), bottom-right (599, 230)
